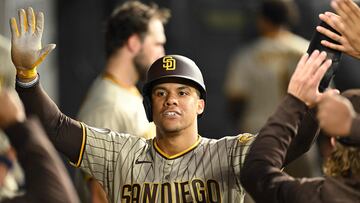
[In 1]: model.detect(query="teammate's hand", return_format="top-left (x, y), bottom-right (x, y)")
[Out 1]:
top-left (0, 89), bottom-right (25, 129)
top-left (317, 89), bottom-right (355, 136)
top-left (316, 0), bottom-right (360, 59)
top-left (287, 50), bottom-right (332, 107)
top-left (10, 7), bottom-right (56, 81)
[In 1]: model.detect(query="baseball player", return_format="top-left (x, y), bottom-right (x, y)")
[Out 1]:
top-left (11, 8), bottom-right (323, 203)
top-left (224, 0), bottom-right (309, 134)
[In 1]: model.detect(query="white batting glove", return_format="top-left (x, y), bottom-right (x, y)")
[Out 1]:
top-left (10, 7), bottom-right (56, 80)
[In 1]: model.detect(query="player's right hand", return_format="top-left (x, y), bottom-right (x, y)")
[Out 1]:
top-left (10, 7), bottom-right (56, 81)
top-left (287, 50), bottom-right (332, 107)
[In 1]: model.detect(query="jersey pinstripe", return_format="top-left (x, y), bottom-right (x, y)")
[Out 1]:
top-left (80, 124), bottom-right (255, 203)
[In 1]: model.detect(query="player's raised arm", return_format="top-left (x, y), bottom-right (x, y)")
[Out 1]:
top-left (240, 51), bottom-right (333, 203)
top-left (10, 7), bottom-right (84, 165)
top-left (316, 0), bottom-right (360, 59)
top-left (286, 51), bottom-right (332, 105)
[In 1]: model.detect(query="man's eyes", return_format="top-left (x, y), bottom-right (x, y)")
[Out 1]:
top-left (154, 90), bottom-right (190, 97)
top-left (179, 91), bottom-right (189, 96)
top-left (155, 91), bottom-right (166, 96)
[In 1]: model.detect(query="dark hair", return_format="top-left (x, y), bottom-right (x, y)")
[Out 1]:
top-left (105, 1), bottom-right (170, 58)
top-left (260, 0), bottom-right (299, 27)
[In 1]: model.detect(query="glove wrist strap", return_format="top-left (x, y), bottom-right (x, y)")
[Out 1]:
top-left (16, 68), bottom-right (37, 79)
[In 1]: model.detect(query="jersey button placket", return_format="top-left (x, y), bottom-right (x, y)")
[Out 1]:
top-left (163, 160), bottom-right (173, 181)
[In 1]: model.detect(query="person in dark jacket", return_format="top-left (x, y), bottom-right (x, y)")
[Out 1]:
top-left (240, 88), bottom-right (360, 202)
top-left (0, 89), bottom-right (80, 203)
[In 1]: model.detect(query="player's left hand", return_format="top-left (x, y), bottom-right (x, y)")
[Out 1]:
top-left (287, 50), bottom-right (332, 107)
top-left (316, 0), bottom-right (360, 59)
top-left (10, 7), bottom-right (56, 80)
top-left (317, 11), bottom-right (360, 59)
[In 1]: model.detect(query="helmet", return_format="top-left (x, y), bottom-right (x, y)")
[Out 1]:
top-left (142, 55), bottom-right (206, 121)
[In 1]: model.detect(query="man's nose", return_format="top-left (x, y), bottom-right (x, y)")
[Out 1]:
top-left (165, 94), bottom-right (178, 106)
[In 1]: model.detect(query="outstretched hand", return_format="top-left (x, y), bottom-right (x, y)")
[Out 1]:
top-left (10, 7), bottom-right (56, 80)
top-left (287, 50), bottom-right (332, 107)
top-left (316, 0), bottom-right (360, 59)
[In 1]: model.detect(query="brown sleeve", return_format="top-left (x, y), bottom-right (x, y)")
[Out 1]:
top-left (283, 108), bottom-right (319, 166)
top-left (3, 117), bottom-right (80, 203)
top-left (16, 80), bottom-right (84, 164)
top-left (240, 94), bottom-right (308, 203)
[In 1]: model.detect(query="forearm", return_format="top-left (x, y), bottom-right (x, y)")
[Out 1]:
top-left (3, 117), bottom-right (79, 203)
top-left (284, 108), bottom-right (319, 166)
top-left (240, 94), bottom-right (307, 203)
top-left (16, 78), bottom-right (84, 163)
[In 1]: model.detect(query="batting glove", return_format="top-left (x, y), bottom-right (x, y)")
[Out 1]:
top-left (10, 7), bottom-right (56, 80)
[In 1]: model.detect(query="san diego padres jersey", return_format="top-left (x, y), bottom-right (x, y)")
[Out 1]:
top-left (79, 125), bottom-right (255, 203)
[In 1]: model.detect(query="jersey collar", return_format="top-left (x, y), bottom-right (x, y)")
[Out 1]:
top-left (153, 135), bottom-right (201, 160)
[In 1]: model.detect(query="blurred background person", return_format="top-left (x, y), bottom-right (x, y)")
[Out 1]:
top-left (0, 34), bottom-right (15, 88)
top-left (77, 0), bottom-right (170, 139)
top-left (0, 33), bottom-right (22, 201)
top-left (223, 2), bottom-right (320, 192)
top-left (224, 0), bottom-right (308, 134)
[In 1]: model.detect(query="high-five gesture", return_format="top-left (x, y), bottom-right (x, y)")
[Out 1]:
top-left (10, 7), bottom-right (55, 81)
top-left (316, 0), bottom-right (360, 59)
top-left (287, 50), bottom-right (332, 107)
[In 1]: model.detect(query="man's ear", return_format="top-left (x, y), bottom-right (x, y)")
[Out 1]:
top-left (126, 34), bottom-right (141, 53)
top-left (330, 137), bottom-right (337, 148)
top-left (197, 99), bottom-right (205, 115)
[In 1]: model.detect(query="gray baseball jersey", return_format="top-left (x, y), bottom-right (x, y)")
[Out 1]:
top-left (78, 124), bottom-right (255, 203)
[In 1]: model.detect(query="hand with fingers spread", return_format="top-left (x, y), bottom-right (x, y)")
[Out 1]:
top-left (317, 89), bottom-right (356, 136)
top-left (316, 0), bottom-right (360, 59)
top-left (10, 7), bottom-right (56, 81)
top-left (287, 50), bottom-right (332, 107)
